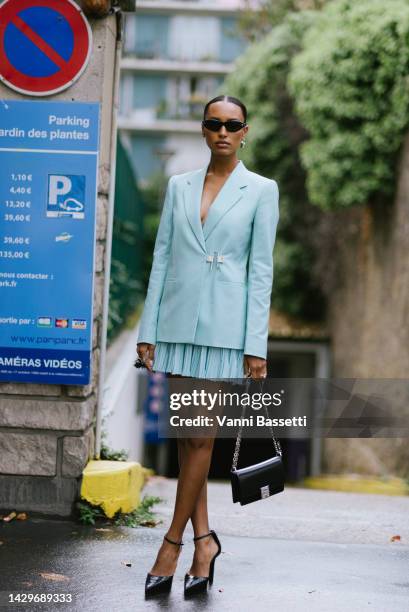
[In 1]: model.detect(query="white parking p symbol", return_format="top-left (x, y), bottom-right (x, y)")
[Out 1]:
top-left (49, 175), bottom-right (72, 205)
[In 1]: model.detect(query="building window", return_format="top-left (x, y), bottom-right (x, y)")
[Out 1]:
top-left (133, 75), bottom-right (168, 113)
top-left (168, 16), bottom-right (221, 62)
top-left (131, 135), bottom-right (166, 181)
top-left (220, 16), bottom-right (246, 63)
top-left (125, 14), bottom-right (170, 59)
top-left (167, 75), bottom-right (224, 120)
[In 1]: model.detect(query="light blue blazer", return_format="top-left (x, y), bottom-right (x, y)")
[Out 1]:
top-left (137, 160), bottom-right (279, 359)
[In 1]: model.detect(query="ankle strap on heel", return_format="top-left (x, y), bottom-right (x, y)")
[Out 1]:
top-left (193, 530), bottom-right (213, 541)
top-left (164, 534), bottom-right (184, 546)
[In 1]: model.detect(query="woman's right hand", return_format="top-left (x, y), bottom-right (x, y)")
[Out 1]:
top-left (137, 343), bottom-right (155, 371)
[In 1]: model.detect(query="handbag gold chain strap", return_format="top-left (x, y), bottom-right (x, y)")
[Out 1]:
top-left (232, 378), bottom-right (282, 471)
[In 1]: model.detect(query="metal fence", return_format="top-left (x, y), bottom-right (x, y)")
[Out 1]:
top-left (108, 136), bottom-right (145, 343)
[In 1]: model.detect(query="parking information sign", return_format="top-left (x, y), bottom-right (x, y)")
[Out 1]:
top-left (0, 100), bottom-right (100, 385)
top-left (0, 0), bottom-right (92, 97)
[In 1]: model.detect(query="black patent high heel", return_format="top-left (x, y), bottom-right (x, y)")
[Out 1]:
top-left (184, 530), bottom-right (222, 596)
top-left (145, 534), bottom-right (184, 597)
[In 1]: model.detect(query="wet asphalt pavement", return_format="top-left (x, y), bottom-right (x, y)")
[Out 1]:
top-left (0, 479), bottom-right (408, 612)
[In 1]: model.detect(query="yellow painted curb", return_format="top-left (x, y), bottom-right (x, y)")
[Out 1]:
top-left (301, 475), bottom-right (409, 496)
top-left (80, 460), bottom-right (154, 518)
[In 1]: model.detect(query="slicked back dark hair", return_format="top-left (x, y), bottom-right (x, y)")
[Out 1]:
top-left (203, 95), bottom-right (247, 123)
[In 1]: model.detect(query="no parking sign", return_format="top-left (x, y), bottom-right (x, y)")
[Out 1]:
top-left (0, 0), bottom-right (92, 96)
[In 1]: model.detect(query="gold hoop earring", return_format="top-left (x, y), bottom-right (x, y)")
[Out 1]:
top-left (240, 139), bottom-right (246, 148)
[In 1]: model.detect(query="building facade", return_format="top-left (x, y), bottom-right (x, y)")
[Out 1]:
top-left (118, 0), bottom-right (248, 182)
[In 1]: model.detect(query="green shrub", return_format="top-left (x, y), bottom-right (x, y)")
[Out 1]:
top-left (76, 496), bottom-right (163, 528)
top-left (288, 0), bottom-right (409, 209)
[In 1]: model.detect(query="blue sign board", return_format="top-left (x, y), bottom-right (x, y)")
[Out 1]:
top-left (0, 99), bottom-right (100, 385)
top-left (144, 373), bottom-right (169, 444)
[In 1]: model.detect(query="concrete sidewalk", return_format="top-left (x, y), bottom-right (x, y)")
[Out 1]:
top-left (0, 479), bottom-right (408, 612)
top-left (144, 477), bottom-right (409, 546)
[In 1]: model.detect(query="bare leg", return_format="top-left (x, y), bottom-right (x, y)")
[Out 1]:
top-left (178, 440), bottom-right (219, 576)
top-left (148, 435), bottom-right (216, 576)
top-left (148, 375), bottom-right (220, 577)
top-left (177, 438), bottom-right (209, 536)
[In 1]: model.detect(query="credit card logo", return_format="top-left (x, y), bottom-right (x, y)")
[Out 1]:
top-left (55, 318), bottom-right (69, 328)
top-left (72, 319), bottom-right (87, 330)
top-left (37, 317), bottom-right (52, 327)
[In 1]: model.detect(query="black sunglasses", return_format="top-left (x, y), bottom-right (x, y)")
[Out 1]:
top-left (202, 119), bottom-right (247, 133)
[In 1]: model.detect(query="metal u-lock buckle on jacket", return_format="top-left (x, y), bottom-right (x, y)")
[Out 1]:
top-left (206, 251), bottom-right (225, 271)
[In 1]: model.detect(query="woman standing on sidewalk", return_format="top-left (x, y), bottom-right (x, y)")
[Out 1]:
top-left (136, 95), bottom-right (280, 597)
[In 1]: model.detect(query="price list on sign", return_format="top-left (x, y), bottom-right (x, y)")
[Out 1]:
top-left (2, 173), bottom-right (32, 263)
top-left (0, 100), bottom-right (100, 385)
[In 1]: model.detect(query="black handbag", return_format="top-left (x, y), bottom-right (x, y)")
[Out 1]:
top-left (230, 378), bottom-right (285, 505)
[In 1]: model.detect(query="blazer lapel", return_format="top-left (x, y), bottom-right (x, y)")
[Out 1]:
top-left (183, 167), bottom-right (207, 252)
top-left (182, 160), bottom-right (249, 250)
top-left (203, 160), bottom-right (248, 241)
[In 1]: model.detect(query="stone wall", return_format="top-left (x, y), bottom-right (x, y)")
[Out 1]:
top-left (313, 134), bottom-right (409, 478)
top-left (0, 14), bottom-right (119, 516)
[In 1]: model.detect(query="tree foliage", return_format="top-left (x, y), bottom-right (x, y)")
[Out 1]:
top-left (288, 0), bottom-right (409, 209)
top-left (238, 0), bottom-right (328, 40)
top-left (224, 0), bottom-right (409, 319)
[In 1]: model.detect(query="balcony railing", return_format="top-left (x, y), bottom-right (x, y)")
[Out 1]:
top-left (126, 48), bottom-right (233, 64)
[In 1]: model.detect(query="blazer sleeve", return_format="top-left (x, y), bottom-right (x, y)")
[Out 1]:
top-left (137, 175), bottom-right (175, 345)
top-left (244, 179), bottom-right (279, 359)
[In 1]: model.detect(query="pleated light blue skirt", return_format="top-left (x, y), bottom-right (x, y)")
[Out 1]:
top-left (153, 341), bottom-right (245, 379)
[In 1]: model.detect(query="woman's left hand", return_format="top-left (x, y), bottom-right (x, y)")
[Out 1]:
top-left (244, 355), bottom-right (267, 379)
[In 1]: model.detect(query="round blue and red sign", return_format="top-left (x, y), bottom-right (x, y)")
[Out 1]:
top-left (0, 0), bottom-right (92, 96)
